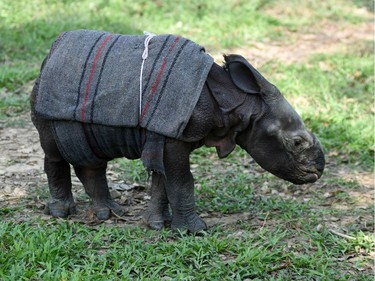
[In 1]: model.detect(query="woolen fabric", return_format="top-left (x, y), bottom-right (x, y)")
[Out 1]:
top-left (35, 29), bottom-right (214, 138)
top-left (50, 120), bottom-right (165, 174)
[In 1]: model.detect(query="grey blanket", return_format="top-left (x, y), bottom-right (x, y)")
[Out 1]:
top-left (35, 30), bottom-right (214, 138)
top-left (51, 121), bottom-right (165, 174)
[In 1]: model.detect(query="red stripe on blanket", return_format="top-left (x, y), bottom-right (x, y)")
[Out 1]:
top-left (81, 34), bottom-right (113, 122)
top-left (140, 36), bottom-right (181, 123)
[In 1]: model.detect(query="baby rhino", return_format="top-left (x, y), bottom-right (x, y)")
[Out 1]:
top-left (31, 30), bottom-right (325, 233)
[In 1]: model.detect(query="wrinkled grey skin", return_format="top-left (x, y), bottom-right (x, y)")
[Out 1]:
top-left (31, 54), bottom-right (325, 233)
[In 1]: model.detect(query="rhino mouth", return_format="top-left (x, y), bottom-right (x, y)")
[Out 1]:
top-left (297, 168), bottom-right (323, 184)
top-left (271, 167), bottom-right (321, 185)
top-left (301, 172), bottom-right (320, 183)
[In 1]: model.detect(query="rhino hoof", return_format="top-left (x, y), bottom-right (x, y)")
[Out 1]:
top-left (143, 205), bottom-right (172, 230)
top-left (45, 199), bottom-right (76, 218)
top-left (93, 199), bottom-right (125, 220)
top-left (94, 208), bottom-right (111, 220)
top-left (148, 221), bottom-right (165, 230)
top-left (171, 215), bottom-right (208, 234)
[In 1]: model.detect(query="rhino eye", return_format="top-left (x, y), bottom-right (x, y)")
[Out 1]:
top-left (293, 138), bottom-right (304, 147)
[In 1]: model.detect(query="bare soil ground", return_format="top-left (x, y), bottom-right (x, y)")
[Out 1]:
top-left (0, 22), bottom-right (373, 232)
top-left (214, 22), bottom-right (374, 65)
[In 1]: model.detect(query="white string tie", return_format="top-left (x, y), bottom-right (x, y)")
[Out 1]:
top-left (139, 31), bottom-right (155, 120)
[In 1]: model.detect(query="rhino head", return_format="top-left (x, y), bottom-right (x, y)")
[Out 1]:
top-left (224, 55), bottom-right (325, 184)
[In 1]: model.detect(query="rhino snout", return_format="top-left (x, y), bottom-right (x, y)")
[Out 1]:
top-left (293, 150), bottom-right (325, 184)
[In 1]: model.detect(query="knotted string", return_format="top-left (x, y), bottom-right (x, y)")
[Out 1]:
top-left (139, 31), bottom-right (155, 121)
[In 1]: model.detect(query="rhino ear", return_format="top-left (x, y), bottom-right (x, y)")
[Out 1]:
top-left (224, 54), bottom-right (262, 94)
top-left (224, 54), bottom-right (281, 101)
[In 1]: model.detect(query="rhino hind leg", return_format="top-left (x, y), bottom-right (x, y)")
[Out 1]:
top-left (31, 76), bottom-right (76, 217)
top-left (74, 164), bottom-right (125, 220)
top-left (31, 119), bottom-right (76, 218)
top-left (143, 172), bottom-right (172, 230)
top-left (43, 156), bottom-right (76, 218)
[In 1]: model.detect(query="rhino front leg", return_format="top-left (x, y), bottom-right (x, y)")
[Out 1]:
top-left (74, 163), bottom-right (125, 220)
top-left (164, 140), bottom-right (207, 233)
top-left (143, 172), bottom-right (172, 230)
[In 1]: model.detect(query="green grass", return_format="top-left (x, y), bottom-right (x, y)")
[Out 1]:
top-left (0, 0), bottom-right (374, 280)
top-left (0, 89), bottom-right (30, 118)
top-left (1, 218), bottom-right (373, 280)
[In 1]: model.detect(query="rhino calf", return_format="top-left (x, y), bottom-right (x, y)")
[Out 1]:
top-left (31, 30), bottom-right (325, 233)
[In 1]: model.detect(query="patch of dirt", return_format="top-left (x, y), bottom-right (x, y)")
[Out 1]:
top-left (212, 22), bottom-right (374, 66)
top-left (0, 116), bottom-right (44, 198)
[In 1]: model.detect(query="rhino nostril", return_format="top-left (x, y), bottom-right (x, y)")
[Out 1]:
top-left (314, 156), bottom-right (325, 172)
top-left (316, 162), bottom-right (325, 173)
